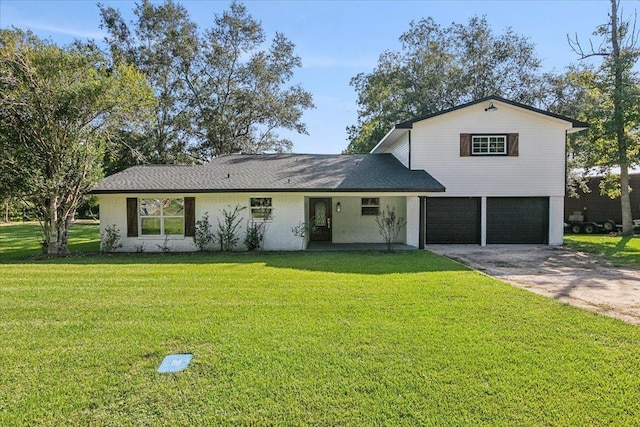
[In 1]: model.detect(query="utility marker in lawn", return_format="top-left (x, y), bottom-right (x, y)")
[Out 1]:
top-left (158, 354), bottom-right (193, 373)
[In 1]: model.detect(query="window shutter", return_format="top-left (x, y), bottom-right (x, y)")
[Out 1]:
top-left (184, 197), bottom-right (196, 237)
top-left (460, 133), bottom-right (471, 156)
top-left (508, 133), bottom-right (519, 156)
top-left (126, 198), bottom-right (138, 237)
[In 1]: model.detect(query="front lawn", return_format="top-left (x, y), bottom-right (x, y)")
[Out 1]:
top-left (1, 223), bottom-right (640, 425)
top-left (564, 234), bottom-right (640, 267)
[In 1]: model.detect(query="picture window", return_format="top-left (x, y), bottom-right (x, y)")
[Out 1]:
top-left (139, 198), bottom-right (184, 236)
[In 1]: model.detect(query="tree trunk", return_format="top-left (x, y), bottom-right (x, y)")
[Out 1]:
top-left (43, 196), bottom-right (70, 255)
top-left (620, 165), bottom-right (634, 235)
top-left (610, 0), bottom-right (634, 236)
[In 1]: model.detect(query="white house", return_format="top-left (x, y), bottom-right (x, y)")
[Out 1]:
top-left (92, 96), bottom-right (587, 251)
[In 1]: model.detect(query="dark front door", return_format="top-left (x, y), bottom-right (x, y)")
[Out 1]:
top-left (309, 198), bottom-right (332, 241)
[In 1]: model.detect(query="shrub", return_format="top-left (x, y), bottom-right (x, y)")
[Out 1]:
top-left (375, 206), bottom-right (407, 252)
top-left (291, 221), bottom-right (310, 250)
top-left (194, 212), bottom-right (215, 251)
top-left (217, 205), bottom-right (246, 252)
top-left (245, 222), bottom-right (261, 251)
top-left (101, 224), bottom-right (122, 253)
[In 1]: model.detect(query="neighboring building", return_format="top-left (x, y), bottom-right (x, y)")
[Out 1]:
top-left (92, 95), bottom-right (587, 251)
top-left (565, 174), bottom-right (640, 224)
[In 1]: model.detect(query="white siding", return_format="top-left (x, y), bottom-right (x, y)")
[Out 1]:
top-left (387, 132), bottom-right (410, 167)
top-left (411, 101), bottom-right (568, 198)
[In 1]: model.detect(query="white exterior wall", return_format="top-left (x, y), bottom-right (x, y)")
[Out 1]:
top-left (388, 132), bottom-right (410, 167)
top-left (98, 193), bottom-right (412, 251)
top-left (331, 196), bottom-right (407, 244)
top-left (549, 196), bottom-right (565, 246)
top-left (98, 193), bottom-right (306, 252)
top-left (405, 197), bottom-right (420, 247)
top-left (410, 102), bottom-right (567, 198)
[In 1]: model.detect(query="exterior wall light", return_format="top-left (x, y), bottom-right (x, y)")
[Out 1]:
top-left (484, 102), bottom-right (497, 112)
top-left (336, 202), bottom-right (341, 212)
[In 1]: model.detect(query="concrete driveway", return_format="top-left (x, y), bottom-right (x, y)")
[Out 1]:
top-left (427, 244), bottom-right (640, 325)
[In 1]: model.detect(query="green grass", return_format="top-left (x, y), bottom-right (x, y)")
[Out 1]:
top-left (1, 223), bottom-right (640, 425)
top-left (0, 220), bottom-right (100, 260)
top-left (564, 234), bottom-right (640, 267)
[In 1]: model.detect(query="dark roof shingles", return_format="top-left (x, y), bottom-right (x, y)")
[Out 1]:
top-left (92, 154), bottom-right (445, 193)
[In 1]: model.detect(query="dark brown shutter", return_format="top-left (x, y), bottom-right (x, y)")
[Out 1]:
top-left (508, 133), bottom-right (519, 156)
top-left (126, 198), bottom-right (138, 237)
top-left (460, 133), bottom-right (471, 156)
top-left (184, 197), bottom-right (196, 237)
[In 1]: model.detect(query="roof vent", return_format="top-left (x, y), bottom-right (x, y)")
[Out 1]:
top-left (227, 173), bottom-right (230, 178)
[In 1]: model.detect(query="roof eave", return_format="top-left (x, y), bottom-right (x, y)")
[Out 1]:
top-left (91, 187), bottom-right (446, 194)
top-left (370, 127), bottom-right (411, 153)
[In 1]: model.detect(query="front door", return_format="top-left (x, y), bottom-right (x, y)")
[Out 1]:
top-left (309, 198), bottom-right (332, 241)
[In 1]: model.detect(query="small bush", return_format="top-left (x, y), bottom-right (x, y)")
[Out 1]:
top-left (217, 205), bottom-right (246, 252)
top-left (194, 212), bottom-right (215, 251)
top-left (101, 224), bottom-right (122, 253)
top-left (375, 206), bottom-right (406, 252)
top-left (291, 221), bottom-right (310, 250)
top-left (245, 222), bottom-right (261, 251)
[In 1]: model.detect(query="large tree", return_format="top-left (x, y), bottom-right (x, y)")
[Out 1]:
top-left (568, 0), bottom-right (640, 236)
top-left (99, 0), bottom-right (198, 166)
top-left (0, 29), bottom-right (154, 254)
top-left (189, 2), bottom-right (313, 158)
top-left (99, 0), bottom-right (314, 162)
top-left (345, 16), bottom-right (545, 154)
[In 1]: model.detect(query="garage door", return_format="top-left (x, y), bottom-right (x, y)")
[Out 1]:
top-left (426, 198), bottom-right (480, 244)
top-left (487, 197), bottom-right (549, 244)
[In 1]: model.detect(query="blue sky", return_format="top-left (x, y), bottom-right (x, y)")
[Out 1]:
top-left (0, 0), bottom-right (628, 154)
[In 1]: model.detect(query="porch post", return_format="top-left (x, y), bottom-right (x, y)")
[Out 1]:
top-left (480, 196), bottom-right (487, 246)
top-left (419, 196), bottom-right (426, 249)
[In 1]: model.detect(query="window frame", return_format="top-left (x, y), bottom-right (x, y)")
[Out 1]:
top-left (471, 134), bottom-right (508, 156)
top-left (361, 197), bottom-right (380, 216)
top-left (138, 198), bottom-right (185, 237)
top-left (250, 197), bottom-right (273, 221)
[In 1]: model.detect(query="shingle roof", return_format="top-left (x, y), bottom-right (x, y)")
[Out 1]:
top-left (91, 153), bottom-right (445, 194)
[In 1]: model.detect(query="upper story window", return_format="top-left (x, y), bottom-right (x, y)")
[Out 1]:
top-left (250, 197), bottom-right (273, 220)
top-left (460, 133), bottom-right (519, 157)
top-left (139, 198), bottom-right (185, 236)
top-left (472, 135), bottom-right (507, 155)
top-left (361, 197), bottom-right (380, 216)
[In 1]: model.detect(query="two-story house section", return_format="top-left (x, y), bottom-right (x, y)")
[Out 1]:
top-left (371, 95), bottom-right (588, 247)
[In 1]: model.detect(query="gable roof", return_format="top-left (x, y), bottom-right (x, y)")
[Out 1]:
top-left (371, 95), bottom-right (589, 153)
top-left (395, 95), bottom-right (590, 130)
top-left (91, 153), bottom-right (445, 194)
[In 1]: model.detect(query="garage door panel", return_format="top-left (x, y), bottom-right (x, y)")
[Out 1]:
top-left (426, 198), bottom-right (480, 244)
top-left (487, 197), bottom-right (549, 244)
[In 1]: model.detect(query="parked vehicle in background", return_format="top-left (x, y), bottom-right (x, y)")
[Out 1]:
top-left (565, 174), bottom-right (640, 234)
